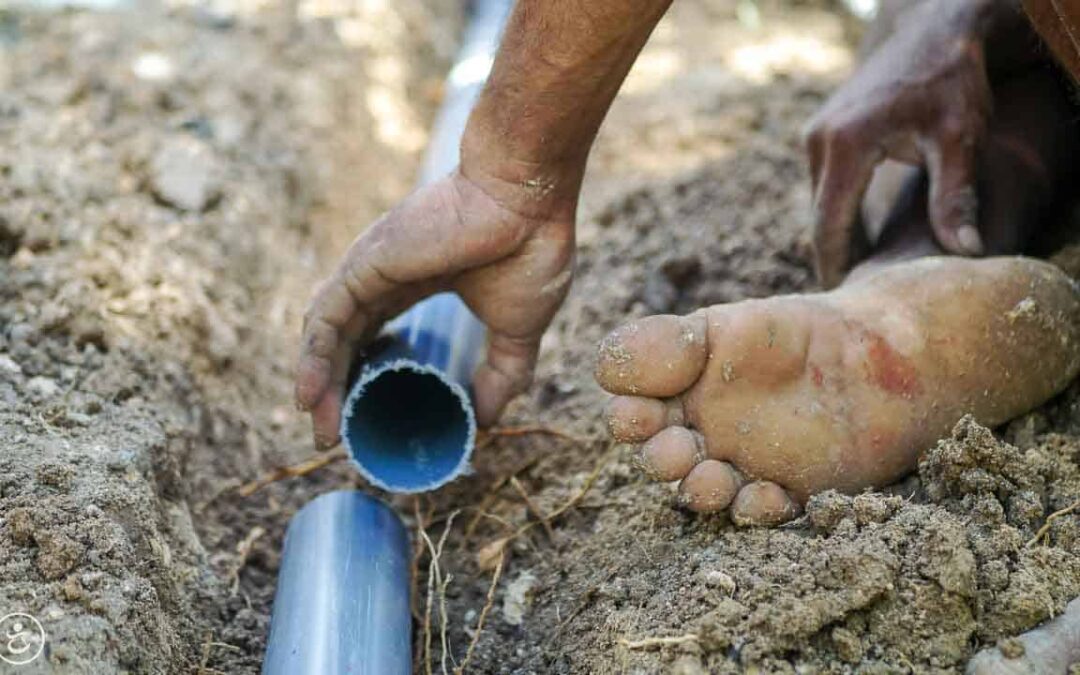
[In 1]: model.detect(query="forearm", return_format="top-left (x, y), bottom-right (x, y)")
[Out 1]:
top-left (460, 0), bottom-right (673, 218)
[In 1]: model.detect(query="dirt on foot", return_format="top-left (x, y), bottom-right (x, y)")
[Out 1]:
top-left (2, 1), bottom-right (1079, 674)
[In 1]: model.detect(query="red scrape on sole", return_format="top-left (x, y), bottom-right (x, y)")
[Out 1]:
top-left (863, 330), bottom-right (921, 398)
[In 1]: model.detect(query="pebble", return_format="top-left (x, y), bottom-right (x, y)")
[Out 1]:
top-left (131, 51), bottom-right (175, 83)
top-left (150, 138), bottom-right (222, 212)
top-left (0, 353), bottom-right (22, 376)
top-left (65, 412), bottom-right (94, 426)
top-left (26, 376), bottom-right (60, 399)
top-left (501, 571), bottom-right (538, 626)
top-left (8, 323), bottom-right (36, 347)
top-left (699, 569), bottom-right (736, 595)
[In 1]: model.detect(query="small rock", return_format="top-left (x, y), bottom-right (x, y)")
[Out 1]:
top-left (26, 376), bottom-right (60, 399)
top-left (62, 575), bottom-right (86, 601)
top-left (131, 51), bottom-right (175, 83)
top-left (699, 569), bottom-right (736, 596)
top-left (36, 532), bottom-right (85, 580)
top-left (0, 353), bottom-right (21, 376)
top-left (64, 411), bottom-right (94, 427)
top-left (502, 571), bottom-right (538, 626)
top-left (36, 463), bottom-right (75, 491)
top-left (150, 138), bottom-right (222, 212)
top-left (851, 493), bottom-right (902, 525)
top-left (8, 323), bottom-right (36, 347)
top-left (7, 507), bottom-right (35, 546)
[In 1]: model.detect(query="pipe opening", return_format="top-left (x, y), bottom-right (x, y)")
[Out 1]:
top-left (343, 364), bottom-right (474, 492)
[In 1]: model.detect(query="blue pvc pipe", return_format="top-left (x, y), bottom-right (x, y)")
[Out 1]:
top-left (340, 0), bottom-right (514, 494)
top-left (263, 492), bottom-right (411, 675)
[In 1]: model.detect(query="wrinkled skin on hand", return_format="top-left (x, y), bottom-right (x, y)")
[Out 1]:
top-left (295, 171), bottom-right (575, 448)
top-left (804, 3), bottom-right (992, 287)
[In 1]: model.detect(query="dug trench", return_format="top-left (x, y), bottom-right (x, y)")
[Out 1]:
top-left (2, 1), bottom-right (1080, 674)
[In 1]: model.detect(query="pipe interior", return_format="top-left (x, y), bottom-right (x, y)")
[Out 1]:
top-left (345, 368), bottom-right (470, 491)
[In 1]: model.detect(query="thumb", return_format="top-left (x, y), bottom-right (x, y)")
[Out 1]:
top-left (926, 136), bottom-right (983, 256)
top-left (472, 331), bottom-right (541, 427)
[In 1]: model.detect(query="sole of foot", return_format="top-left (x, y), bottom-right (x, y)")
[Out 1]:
top-left (597, 256), bottom-right (1080, 526)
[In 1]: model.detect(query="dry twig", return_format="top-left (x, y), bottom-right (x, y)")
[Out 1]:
top-left (462, 456), bottom-right (542, 545)
top-left (618, 634), bottom-right (700, 651)
top-left (510, 476), bottom-right (556, 541)
top-left (228, 526), bottom-right (266, 596)
top-left (476, 425), bottom-right (587, 450)
top-left (1026, 498), bottom-right (1080, 547)
top-left (419, 510), bottom-right (460, 675)
top-left (194, 631), bottom-right (230, 675)
top-left (454, 550), bottom-right (505, 675)
top-left (236, 449), bottom-right (347, 497)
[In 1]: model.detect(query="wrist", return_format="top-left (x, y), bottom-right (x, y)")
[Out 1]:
top-left (942, 0), bottom-right (1039, 73)
top-left (459, 121), bottom-right (584, 223)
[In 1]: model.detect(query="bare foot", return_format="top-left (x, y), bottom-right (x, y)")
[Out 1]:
top-left (596, 256), bottom-right (1080, 526)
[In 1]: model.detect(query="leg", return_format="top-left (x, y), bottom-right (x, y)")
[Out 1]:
top-left (596, 68), bottom-right (1080, 527)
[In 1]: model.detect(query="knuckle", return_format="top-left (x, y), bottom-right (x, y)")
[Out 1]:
top-left (341, 254), bottom-right (369, 294)
top-left (937, 116), bottom-right (976, 146)
top-left (824, 122), bottom-right (860, 153)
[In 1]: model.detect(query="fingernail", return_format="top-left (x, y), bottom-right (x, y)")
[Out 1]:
top-left (956, 225), bottom-right (984, 256)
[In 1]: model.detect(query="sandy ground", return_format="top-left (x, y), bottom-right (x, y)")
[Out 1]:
top-left (2, 0), bottom-right (1080, 673)
top-left (0, 2), bottom-right (457, 671)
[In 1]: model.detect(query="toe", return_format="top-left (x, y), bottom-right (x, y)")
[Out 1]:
top-left (677, 460), bottom-right (743, 513)
top-left (636, 426), bottom-right (705, 481)
top-left (730, 481), bottom-right (801, 527)
top-left (596, 313), bottom-right (707, 397)
top-left (606, 396), bottom-right (682, 442)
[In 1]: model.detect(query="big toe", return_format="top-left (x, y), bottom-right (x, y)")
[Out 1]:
top-left (596, 313), bottom-right (708, 397)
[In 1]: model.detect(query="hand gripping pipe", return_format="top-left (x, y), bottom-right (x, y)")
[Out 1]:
top-left (263, 5), bottom-right (515, 674)
top-left (339, 0), bottom-right (514, 494)
top-left (262, 492), bottom-right (411, 675)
